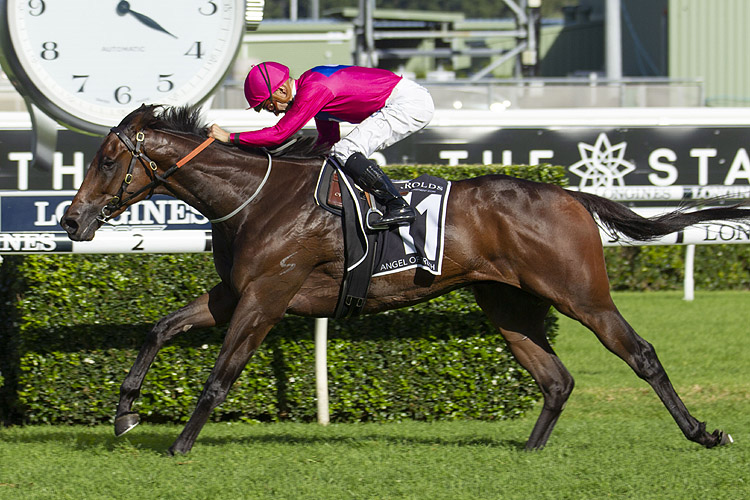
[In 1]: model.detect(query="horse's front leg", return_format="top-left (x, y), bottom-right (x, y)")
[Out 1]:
top-left (114, 282), bottom-right (237, 437)
top-left (167, 284), bottom-right (290, 455)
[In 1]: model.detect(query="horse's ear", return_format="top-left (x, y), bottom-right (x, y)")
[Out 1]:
top-left (123, 104), bottom-right (159, 131)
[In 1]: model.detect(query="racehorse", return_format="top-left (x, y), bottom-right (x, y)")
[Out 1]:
top-left (61, 104), bottom-right (746, 455)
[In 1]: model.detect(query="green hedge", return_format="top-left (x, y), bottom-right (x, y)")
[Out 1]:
top-left (0, 164), bottom-right (564, 426)
top-left (604, 245), bottom-right (750, 291)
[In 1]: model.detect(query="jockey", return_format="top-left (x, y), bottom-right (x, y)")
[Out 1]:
top-left (209, 62), bottom-right (435, 228)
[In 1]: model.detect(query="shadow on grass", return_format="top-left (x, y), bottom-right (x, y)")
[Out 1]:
top-left (0, 425), bottom-right (529, 454)
top-left (198, 432), bottom-right (530, 452)
top-left (0, 427), bottom-right (174, 453)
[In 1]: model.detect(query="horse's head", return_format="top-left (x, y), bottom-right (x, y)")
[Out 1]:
top-left (61, 103), bottom-right (327, 241)
top-left (60, 105), bottom-right (168, 241)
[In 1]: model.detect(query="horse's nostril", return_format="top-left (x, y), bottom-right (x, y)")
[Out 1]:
top-left (61, 217), bottom-right (79, 234)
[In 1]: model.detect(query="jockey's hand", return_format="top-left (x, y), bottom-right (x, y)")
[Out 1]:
top-left (208, 124), bottom-right (231, 143)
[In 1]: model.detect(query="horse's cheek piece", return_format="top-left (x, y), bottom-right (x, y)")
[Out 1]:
top-left (100, 129), bottom-right (214, 223)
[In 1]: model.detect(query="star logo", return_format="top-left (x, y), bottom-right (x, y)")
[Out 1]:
top-left (568, 133), bottom-right (636, 188)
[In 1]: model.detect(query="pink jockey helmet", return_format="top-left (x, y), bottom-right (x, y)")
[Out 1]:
top-left (244, 62), bottom-right (290, 108)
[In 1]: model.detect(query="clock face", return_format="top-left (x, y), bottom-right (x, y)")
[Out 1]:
top-left (3, 0), bottom-right (245, 134)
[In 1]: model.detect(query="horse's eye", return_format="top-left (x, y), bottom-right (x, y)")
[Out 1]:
top-left (100, 158), bottom-right (116, 171)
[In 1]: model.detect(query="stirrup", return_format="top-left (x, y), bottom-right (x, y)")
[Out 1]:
top-left (370, 205), bottom-right (416, 228)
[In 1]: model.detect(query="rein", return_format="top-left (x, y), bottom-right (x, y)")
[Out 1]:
top-left (99, 127), bottom-right (271, 225)
top-left (209, 152), bottom-right (272, 223)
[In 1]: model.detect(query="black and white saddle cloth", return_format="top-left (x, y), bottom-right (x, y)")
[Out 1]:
top-left (314, 160), bottom-right (451, 317)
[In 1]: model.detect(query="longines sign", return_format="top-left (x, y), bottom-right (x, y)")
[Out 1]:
top-left (0, 191), bottom-right (211, 253)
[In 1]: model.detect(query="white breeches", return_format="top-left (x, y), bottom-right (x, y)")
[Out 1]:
top-left (331, 78), bottom-right (435, 163)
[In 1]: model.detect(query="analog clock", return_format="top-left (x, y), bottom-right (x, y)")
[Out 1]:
top-left (0, 0), bottom-right (248, 135)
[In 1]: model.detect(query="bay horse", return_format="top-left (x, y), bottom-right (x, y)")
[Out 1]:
top-left (61, 105), bottom-right (745, 455)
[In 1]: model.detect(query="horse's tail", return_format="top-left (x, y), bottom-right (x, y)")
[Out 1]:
top-left (567, 189), bottom-right (750, 241)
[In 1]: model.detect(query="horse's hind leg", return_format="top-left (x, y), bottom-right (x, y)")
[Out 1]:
top-left (473, 283), bottom-right (574, 450)
top-left (114, 283), bottom-right (237, 436)
top-left (545, 230), bottom-right (729, 448)
top-left (566, 301), bottom-right (731, 448)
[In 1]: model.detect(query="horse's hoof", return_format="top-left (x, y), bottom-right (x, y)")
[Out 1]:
top-left (114, 412), bottom-right (140, 437)
top-left (719, 431), bottom-right (734, 446)
top-left (167, 445), bottom-right (187, 456)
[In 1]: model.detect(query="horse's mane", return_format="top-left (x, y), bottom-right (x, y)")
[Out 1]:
top-left (119, 104), bottom-right (329, 160)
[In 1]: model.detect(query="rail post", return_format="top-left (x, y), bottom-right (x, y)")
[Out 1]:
top-left (314, 317), bottom-right (330, 425)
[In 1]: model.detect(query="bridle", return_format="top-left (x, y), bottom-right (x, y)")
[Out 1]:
top-left (98, 127), bottom-right (214, 223)
top-left (99, 127), bottom-right (273, 225)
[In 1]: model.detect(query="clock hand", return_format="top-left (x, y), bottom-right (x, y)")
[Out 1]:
top-left (116, 1), bottom-right (177, 39)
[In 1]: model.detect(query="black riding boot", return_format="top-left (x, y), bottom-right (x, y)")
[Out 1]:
top-left (342, 152), bottom-right (416, 228)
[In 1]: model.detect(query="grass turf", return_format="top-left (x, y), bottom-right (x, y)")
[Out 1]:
top-left (1, 291), bottom-right (748, 499)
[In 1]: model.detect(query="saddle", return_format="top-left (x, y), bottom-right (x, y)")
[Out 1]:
top-left (315, 160), bottom-right (378, 318)
top-left (315, 161), bottom-right (389, 222)
top-left (317, 167), bottom-right (344, 214)
top-left (315, 161), bottom-right (371, 217)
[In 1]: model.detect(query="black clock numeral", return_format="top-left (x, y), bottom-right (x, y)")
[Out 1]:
top-left (157, 74), bottom-right (174, 92)
top-left (28, 0), bottom-right (46, 16)
top-left (115, 86), bottom-right (132, 104)
top-left (72, 75), bottom-right (89, 93)
top-left (185, 41), bottom-right (204, 59)
top-left (199, 1), bottom-right (217, 16)
top-left (40, 41), bottom-right (59, 60)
